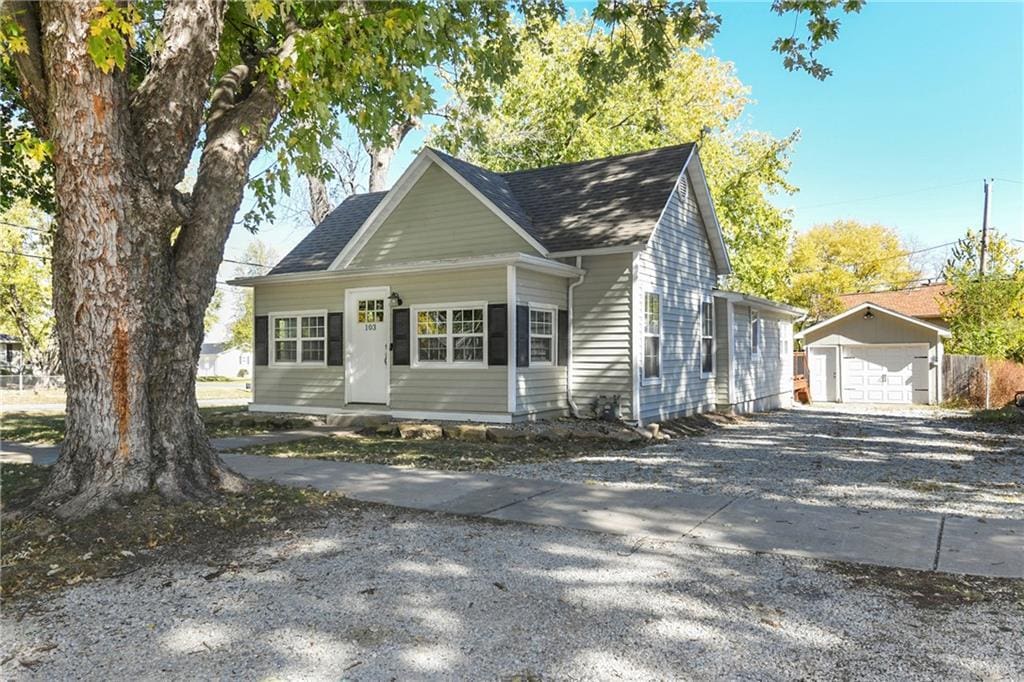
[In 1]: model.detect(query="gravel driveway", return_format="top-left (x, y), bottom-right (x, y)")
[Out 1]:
top-left (3, 507), bottom-right (1021, 680)
top-left (498, 404), bottom-right (1024, 519)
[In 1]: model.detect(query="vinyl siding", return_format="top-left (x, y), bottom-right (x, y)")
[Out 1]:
top-left (348, 164), bottom-right (538, 267)
top-left (570, 253), bottom-right (633, 420)
top-left (731, 305), bottom-right (791, 409)
top-left (516, 268), bottom-right (569, 415)
top-left (253, 268), bottom-right (508, 413)
top-left (636, 177), bottom-right (719, 422)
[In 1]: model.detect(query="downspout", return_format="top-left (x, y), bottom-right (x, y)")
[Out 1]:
top-left (566, 256), bottom-right (587, 418)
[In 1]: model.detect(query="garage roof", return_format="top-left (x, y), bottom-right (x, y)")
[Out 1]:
top-left (794, 302), bottom-right (952, 340)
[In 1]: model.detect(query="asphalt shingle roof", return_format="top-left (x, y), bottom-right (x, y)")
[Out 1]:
top-left (269, 144), bottom-right (696, 273)
top-left (270, 192), bottom-right (387, 275)
top-left (837, 283), bottom-right (951, 319)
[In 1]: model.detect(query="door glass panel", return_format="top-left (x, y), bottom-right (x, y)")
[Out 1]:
top-left (357, 299), bottom-right (385, 324)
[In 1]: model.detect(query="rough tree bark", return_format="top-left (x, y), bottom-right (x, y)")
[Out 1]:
top-left (365, 117), bottom-right (416, 192)
top-left (6, 1), bottom-right (287, 516)
top-left (306, 175), bottom-right (332, 225)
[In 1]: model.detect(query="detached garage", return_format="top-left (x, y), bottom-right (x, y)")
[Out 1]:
top-left (795, 302), bottom-right (952, 405)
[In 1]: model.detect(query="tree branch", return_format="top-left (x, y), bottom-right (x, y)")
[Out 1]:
top-left (4, 1), bottom-right (48, 136)
top-left (130, 0), bottom-right (227, 191)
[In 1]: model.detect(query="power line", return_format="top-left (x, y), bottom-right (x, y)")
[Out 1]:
top-left (791, 179), bottom-right (977, 210)
top-left (790, 240), bottom-right (957, 277)
top-left (0, 220), bottom-right (49, 232)
top-left (0, 248), bottom-right (49, 261)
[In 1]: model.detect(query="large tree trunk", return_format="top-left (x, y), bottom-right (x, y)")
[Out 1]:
top-left (30, 2), bottom-right (260, 517)
top-left (365, 117), bottom-right (416, 192)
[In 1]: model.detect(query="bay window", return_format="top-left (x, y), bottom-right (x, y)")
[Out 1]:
top-left (529, 307), bottom-right (554, 364)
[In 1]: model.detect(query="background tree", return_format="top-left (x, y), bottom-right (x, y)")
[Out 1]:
top-left (941, 230), bottom-right (1024, 360)
top-left (0, 199), bottom-right (58, 375)
top-left (787, 220), bottom-right (923, 320)
top-left (226, 241), bottom-right (277, 353)
top-left (0, 0), bottom-right (859, 516)
top-left (430, 19), bottom-right (798, 299)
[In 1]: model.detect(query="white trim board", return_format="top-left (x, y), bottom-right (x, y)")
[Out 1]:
top-left (231, 253), bottom-right (582, 287)
top-left (795, 302), bottom-right (952, 339)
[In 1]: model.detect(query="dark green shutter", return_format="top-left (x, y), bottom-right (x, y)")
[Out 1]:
top-left (487, 304), bottom-right (508, 366)
top-left (254, 315), bottom-right (268, 366)
top-left (393, 308), bottom-right (410, 365)
top-left (556, 309), bottom-right (568, 366)
top-left (327, 312), bottom-right (343, 366)
top-left (516, 305), bottom-right (530, 368)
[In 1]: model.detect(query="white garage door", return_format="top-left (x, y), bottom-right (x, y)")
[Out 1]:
top-left (841, 345), bottom-right (929, 404)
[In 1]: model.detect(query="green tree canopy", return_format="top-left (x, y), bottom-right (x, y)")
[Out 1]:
top-left (941, 230), bottom-right (1024, 360)
top-left (429, 19), bottom-right (798, 299)
top-left (787, 220), bottom-right (923, 320)
top-left (0, 199), bottom-right (57, 373)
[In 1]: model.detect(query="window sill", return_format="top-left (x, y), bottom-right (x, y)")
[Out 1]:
top-left (641, 377), bottom-right (661, 387)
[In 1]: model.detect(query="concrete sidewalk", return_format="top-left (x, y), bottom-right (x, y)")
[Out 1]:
top-left (3, 442), bottom-right (1021, 579)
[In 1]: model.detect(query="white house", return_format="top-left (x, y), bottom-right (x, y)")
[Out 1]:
top-left (198, 342), bottom-right (252, 378)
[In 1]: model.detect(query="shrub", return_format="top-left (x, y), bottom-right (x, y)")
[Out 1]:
top-left (196, 375), bottom-right (234, 382)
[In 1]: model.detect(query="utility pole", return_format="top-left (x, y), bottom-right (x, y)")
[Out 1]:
top-left (979, 178), bottom-right (992, 276)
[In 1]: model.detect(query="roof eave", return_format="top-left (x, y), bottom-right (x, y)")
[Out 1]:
top-left (794, 302), bottom-right (953, 339)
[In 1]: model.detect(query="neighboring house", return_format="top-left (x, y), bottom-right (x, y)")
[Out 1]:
top-left (198, 342), bottom-right (252, 378)
top-left (837, 282), bottom-right (951, 328)
top-left (231, 144), bottom-right (803, 424)
top-left (0, 333), bottom-right (23, 373)
top-left (796, 303), bottom-right (951, 405)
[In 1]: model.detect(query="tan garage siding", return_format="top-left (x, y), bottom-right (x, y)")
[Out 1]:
top-left (348, 164), bottom-right (537, 268)
top-left (637, 177), bottom-right (719, 422)
top-left (516, 268), bottom-right (569, 416)
top-left (802, 311), bottom-right (942, 404)
top-left (570, 253), bottom-right (633, 420)
top-left (253, 268), bottom-right (508, 413)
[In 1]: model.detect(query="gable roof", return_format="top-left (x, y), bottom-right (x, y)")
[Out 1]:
top-left (270, 192), bottom-right (387, 275)
top-left (837, 283), bottom-right (951, 319)
top-left (270, 143), bottom-right (725, 275)
top-left (795, 302), bottom-right (952, 340)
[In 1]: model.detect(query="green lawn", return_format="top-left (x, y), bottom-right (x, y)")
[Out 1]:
top-left (1, 406), bottom-right (262, 444)
top-left (1, 381), bottom-right (250, 407)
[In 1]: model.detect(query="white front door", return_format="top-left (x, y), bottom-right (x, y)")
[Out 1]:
top-left (345, 287), bottom-right (390, 404)
top-left (808, 347), bottom-right (838, 402)
top-left (841, 345), bottom-right (922, 404)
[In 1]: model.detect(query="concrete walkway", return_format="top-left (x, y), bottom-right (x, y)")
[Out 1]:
top-left (2, 440), bottom-right (1021, 579)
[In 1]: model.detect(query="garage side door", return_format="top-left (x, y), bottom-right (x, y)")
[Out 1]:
top-left (841, 345), bottom-right (924, 404)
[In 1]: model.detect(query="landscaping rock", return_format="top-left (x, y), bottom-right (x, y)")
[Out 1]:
top-left (444, 424), bottom-right (489, 441)
top-left (610, 431), bottom-right (645, 444)
top-left (486, 427), bottom-right (532, 443)
top-left (326, 414), bottom-right (389, 428)
top-left (376, 423), bottom-right (401, 437)
top-left (536, 426), bottom-right (574, 442)
top-left (398, 423), bottom-right (443, 440)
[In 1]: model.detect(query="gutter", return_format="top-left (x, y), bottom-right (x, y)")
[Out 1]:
top-left (566, 256), bottom-right (587, 418)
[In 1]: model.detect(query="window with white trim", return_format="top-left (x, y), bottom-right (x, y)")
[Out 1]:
top-left (700, 299), bottom-right (714, 376)
top-left (529, 307), bottom-right (554, 364)
top-left (415, 305), bottom-right (485, 365)
top-left (751, 309), bottom-right (761, 354)
top-left (273, 314), bottom-right (325, 364)
top-left (644, 292), bottom-right (661, 380)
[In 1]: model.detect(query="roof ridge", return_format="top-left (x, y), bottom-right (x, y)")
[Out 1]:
top-left (498, 142), bottom-right (696, 177)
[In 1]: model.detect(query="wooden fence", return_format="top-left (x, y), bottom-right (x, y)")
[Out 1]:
top-left (792, 351), bottom-right (809, 403)
top-left (942, 354), bottom-right (984, 402)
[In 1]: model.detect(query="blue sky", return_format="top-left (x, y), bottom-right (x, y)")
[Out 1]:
top-left (222, 1), bottom-right (1024, 284)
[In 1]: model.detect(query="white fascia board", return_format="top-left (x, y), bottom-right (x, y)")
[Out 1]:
top-left (794, 302), bottom-right (953, 339)
top-left (685, 152), bottom-right (732, 276)
top-left (228, 253), bottom-right (583, 287)
top-left (328, 150), bottom-right (434, 271)
top-left (546, 244), bottom-right (645, 258)
top-left (424, 149), bottom-right (550, 257)
top-left (712, 289), bottom-right (806, 318)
